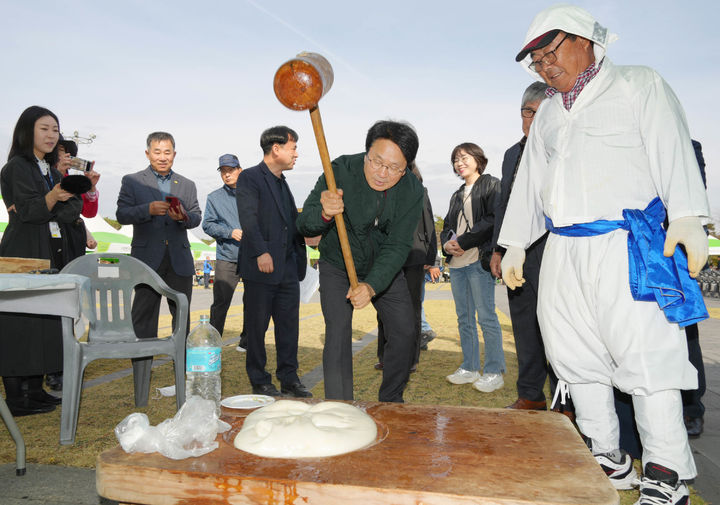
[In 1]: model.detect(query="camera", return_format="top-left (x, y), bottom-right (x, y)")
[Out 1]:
top-left (69, 156), bottom-right (95, 172)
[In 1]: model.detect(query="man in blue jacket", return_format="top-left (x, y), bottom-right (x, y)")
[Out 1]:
top-left (202, 154), bottom-right (245, 346)
top-left (202, 258), bottom-right (213, 289)
top-left (236, 126), bottom-right (309, 397)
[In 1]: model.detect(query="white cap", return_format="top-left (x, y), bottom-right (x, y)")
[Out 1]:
top-left (516, 4), bottom-right (618, 78)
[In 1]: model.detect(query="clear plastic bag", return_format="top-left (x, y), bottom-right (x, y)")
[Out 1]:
top-left (114, 395), bottom-right (231, 460)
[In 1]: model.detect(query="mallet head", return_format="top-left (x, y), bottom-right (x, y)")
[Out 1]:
top-left (273, 52), bottom-right (334, 111)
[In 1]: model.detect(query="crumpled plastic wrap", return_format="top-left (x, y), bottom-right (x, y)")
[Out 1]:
top-left (114, 395), bottom-right (231, 460)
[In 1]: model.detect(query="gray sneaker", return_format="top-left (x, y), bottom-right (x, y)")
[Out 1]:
top-left (446, 367), bottom-right (481, 385)
top-left (472, 373), bottom-right (504, 392)
top-left (420, 330), bottom-right (436, 350)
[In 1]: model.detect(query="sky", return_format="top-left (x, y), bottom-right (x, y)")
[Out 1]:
top-left (0, 0), bottom-right (717, 239)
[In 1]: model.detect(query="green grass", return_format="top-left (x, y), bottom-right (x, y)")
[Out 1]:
top-left (0, 294), bottom-right (707, 504)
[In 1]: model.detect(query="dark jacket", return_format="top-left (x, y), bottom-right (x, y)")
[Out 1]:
top-left (441, 173), bottom-right (500, 261)
top-left (236, 161), bottom-right (306, 285)
top-left (405, 188), bottom-right (437, 267)
top-left (0, 155), bottom-right (82, 267)
top-left (116, 166), bottom-right (201, 277)
top-left (296, 153), bottom-right (424, 294)
top-left (492, 139), bottom-right (525, 251)
top-left (692, 139), bottom-right (706, 189)
top-left (0, 155), bottom-right (83, 376)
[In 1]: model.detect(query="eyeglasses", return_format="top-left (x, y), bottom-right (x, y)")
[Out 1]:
top-left (366, 154), bottom-right (405, 176)
top-left (528, 34), bottom-right (568, 72)
top-left (453, 154), bottom-right (472, 165)
top-left (520, 107), bottom-right (537, 118)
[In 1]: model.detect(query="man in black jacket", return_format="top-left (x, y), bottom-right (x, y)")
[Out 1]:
top-left (489, 81), bottom-right (568, 412)
top-left (236, 126), bottom-right (309, 398)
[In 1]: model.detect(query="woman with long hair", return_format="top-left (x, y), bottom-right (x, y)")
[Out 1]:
top-left (441, 142), bottom-right (505, 392)
top-left (0, 105), bottom-right (82, 416)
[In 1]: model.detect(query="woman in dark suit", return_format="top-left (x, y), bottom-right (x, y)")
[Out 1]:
top-left (0, 106), bottom-right (82, 416)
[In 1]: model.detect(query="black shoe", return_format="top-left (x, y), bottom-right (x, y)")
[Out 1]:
top-left (45, 372), bottom-right (63, 391)
top-left (29, 389), bottom-right (62, 405)
top-left (281, 381), bottom-right (312, 398)
top-left (251, 383), bottom-right (282, 396)
top-left (684, 415), bottom-right (703, 438)
top-left (374, 362), bottom-right (383, 370)
top-left (6, 395), bottom-right (56, 416)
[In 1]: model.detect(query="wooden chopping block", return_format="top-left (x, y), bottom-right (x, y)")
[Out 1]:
top-left (96, 402), bottom-right (618, 505)
top-left (0, 257), bottom-right (51, 273)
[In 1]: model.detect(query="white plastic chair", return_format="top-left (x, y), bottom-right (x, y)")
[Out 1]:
top-left (59, 254), bottom-right (187, 445)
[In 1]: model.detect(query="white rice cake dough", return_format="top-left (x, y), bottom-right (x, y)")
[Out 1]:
top-left (234, 400), bottom-right (377, 458)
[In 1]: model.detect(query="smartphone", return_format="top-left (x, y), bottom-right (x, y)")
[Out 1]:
top-left (69, 156), bottom-right (95, 172)
top-left (165, 196), bottom-right (181, 212)
top-left (165, 196), bottom-right (189, 221)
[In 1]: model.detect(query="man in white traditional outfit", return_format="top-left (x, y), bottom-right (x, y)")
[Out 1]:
top-left (499, 5), bottom-right (709, 505)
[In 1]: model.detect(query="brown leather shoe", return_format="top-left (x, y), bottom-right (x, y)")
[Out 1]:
top-left (506, 397), bottom-right (547, 410)
top-left (552, 406), bottom-right (576, 423)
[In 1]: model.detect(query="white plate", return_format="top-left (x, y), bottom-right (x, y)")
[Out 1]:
top-left (221, 394), bottom-right (276, 409)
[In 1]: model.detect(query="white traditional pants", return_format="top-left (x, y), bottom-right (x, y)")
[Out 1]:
top-left (538, 230), bottom-right (697, 478)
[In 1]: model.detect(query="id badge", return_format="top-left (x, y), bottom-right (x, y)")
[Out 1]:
top-left (49, 221), bottom-right (62, 238)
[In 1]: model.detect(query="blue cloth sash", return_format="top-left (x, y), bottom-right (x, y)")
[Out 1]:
top-left (545, 197), bottom-right (707, 327)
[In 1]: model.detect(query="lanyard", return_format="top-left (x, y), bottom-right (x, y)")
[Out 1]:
top-left (43, 171), bottom-right (54, 190)
top-left (37, 162), bottom-right (54, 190)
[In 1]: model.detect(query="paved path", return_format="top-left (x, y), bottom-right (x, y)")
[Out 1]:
top-left (2, 283), bottom-right (719, 504)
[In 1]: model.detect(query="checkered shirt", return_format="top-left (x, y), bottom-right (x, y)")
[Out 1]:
top-left (546, 59), bottom-right (603, 110)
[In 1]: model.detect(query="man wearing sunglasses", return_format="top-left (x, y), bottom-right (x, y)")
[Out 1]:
top-left (498, 5), bottom-right (709, 505)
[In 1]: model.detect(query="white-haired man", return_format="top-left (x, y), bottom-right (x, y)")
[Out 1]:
top-left (499, 5), bottom-right (709, 505)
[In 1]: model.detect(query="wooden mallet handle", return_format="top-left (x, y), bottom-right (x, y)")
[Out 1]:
top-left (309, 106), bottom-right (358, 288)
top-left (273, 52), bottom-right (359, 289)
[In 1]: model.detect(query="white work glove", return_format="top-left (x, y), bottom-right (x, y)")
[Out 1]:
top-left (664, 216), bottom-right (708, 278)
top-left (501, 246), bottom-right (526, 290)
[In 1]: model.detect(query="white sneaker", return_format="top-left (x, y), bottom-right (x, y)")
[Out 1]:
top-left (472, 373), bottom-right (504, 392)
top-left (235, 343), bottom-right (246, 353)
top-left (634, 462), bottom-right (688, 505)
top-left (594, 450), bottom-right (638, 490)
top-left (446, 367), bottom-right (481, 385)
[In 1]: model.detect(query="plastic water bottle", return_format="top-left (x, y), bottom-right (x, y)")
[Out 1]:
top-left (185, 315), bottom-right (222, 416)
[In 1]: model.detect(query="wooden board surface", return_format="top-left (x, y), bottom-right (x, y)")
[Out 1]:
top-left (96, 402), bottom-right (618, 505)
top-left (0, 257), bottom-right (51, 273)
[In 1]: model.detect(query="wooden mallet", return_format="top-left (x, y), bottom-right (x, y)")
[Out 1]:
top-left (273, 52), bottom-right (359, 289)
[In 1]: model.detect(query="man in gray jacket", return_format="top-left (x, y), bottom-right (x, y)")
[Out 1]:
top-left (116, 131), bottom-right (201, 343)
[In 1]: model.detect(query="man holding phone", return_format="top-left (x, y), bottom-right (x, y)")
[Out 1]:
top-left (116, 131), bottom-right (201, 349)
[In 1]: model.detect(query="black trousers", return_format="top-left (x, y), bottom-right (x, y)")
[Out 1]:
top-left (210, 259), bottom-right (242, 336)
top-left (320, 260), bottom-right (415, 403)
top-left (242, 274), bottom-right (300, 387)
top-left (376, 264), bottom-right (424, 366)
top-left (506, 234), bottom-right (561, 402)
top-left (131, 250), bottom-right (193, 340)
top-left (682, 323), bottom-right (705, 419)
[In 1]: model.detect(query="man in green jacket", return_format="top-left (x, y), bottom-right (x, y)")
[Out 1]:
top-left (297, 120), bottom-right (423, 403)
